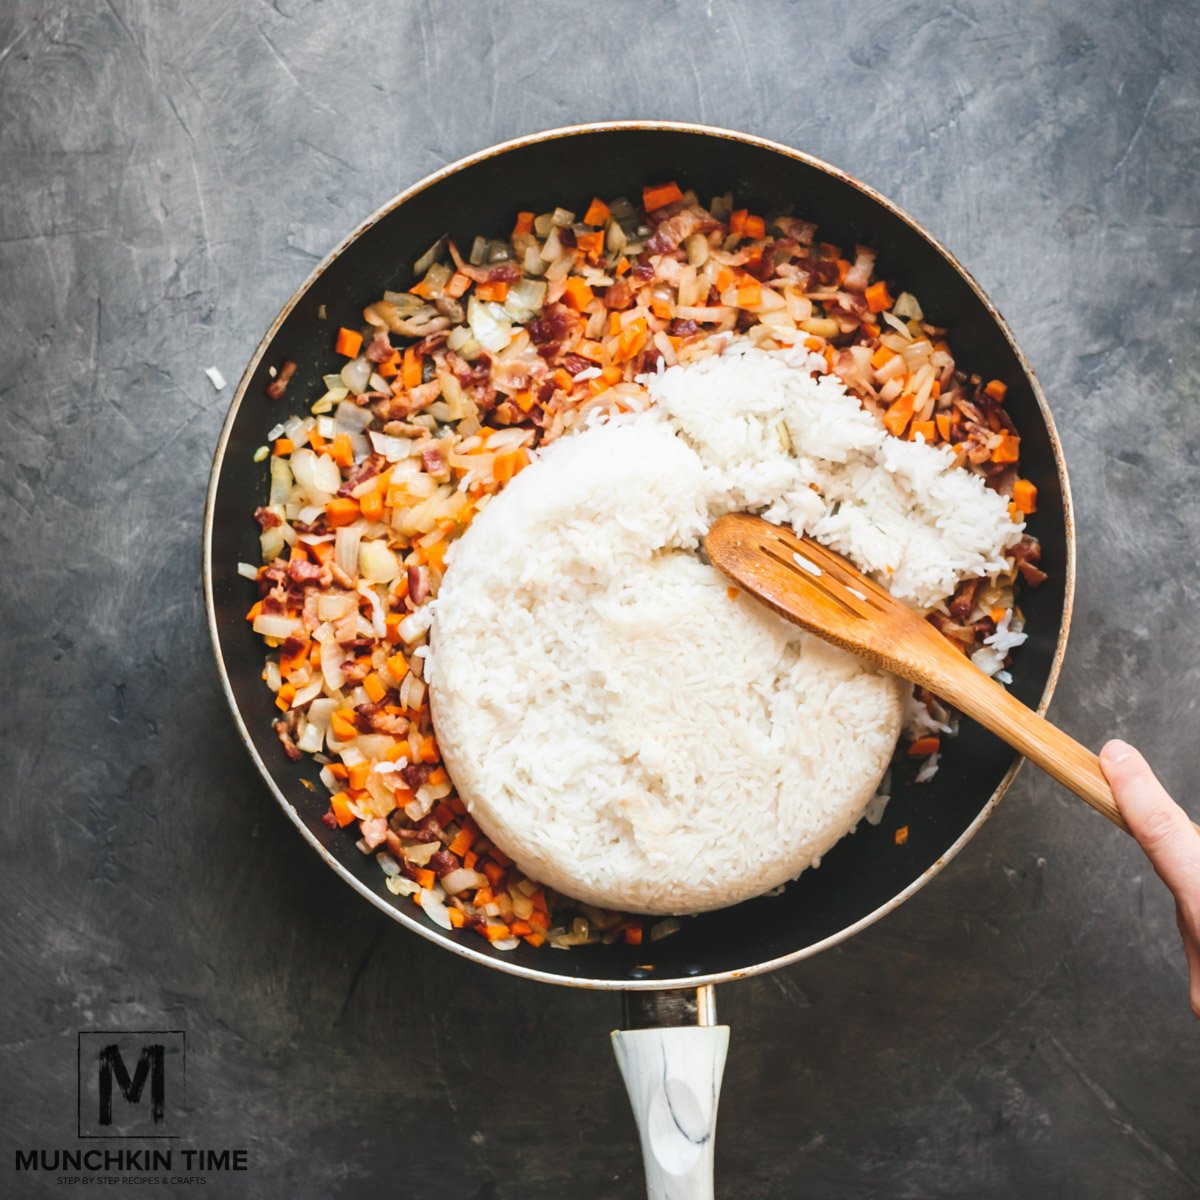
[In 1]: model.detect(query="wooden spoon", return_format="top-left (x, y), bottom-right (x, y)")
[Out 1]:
top-left (706, 512), bottom-right (1146, 834)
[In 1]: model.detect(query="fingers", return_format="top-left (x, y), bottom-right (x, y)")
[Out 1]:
top-left (1101, 740), bottom-right (1200, 1020)
top-left (1100, 740), bottom-right (1200, 902)
top-left (1176, 906), bottom-right (1200, 1021)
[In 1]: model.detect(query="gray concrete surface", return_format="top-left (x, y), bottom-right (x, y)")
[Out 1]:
top-left (2, 1), bottom-right (1198, 1196)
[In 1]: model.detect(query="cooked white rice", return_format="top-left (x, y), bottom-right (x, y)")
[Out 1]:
top-left (429, 345), bottom-right (1020, 914)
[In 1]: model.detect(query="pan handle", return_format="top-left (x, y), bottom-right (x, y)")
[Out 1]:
top-left (611, 986), bottom-right (729, 1200)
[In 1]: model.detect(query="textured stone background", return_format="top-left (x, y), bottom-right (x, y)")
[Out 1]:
top-left (2, 1), bottom-right (1198, 1197)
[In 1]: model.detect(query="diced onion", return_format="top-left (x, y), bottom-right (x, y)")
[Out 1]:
top-left (335, 525), bottom-right (362, 580)
top-left (441, 868), bottom-right (487, 896)
top-left (340, 355), bottom-right (372, 396)
top-left (252, 613), bottom-right (301, 639)
top-left (359, 540), bottom-right (400, 583)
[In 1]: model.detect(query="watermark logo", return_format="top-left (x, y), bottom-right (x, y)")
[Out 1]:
top-left (77, 1031), bottom-right (185, 1138)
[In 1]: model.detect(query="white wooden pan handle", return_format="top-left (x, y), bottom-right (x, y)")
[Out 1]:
top-left (611, 986), bottom-right (729, 1200)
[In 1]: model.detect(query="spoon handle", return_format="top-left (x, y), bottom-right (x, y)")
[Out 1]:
top-left (934, 656), bottom-right (1126, 828)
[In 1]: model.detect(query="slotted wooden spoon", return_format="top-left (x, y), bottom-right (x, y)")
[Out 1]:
top-left (706, 512), bottom-right (1137, 831)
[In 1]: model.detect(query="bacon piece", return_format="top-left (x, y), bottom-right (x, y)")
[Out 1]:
top-left (602, 278), bottom-right (633, 310)
top-left (429, 850), bottom-right (458, 878)
top-left (272, 720), bottom-right (303, 761)
top-left (421, 444), bottom-right (446, 474)
top-left (447, 240), bottom-right (523, 283)
top-left (337, 453), bottom-right (386, 498)
top-left (365, 329), bottom-right (395, 363)
top-left (265, 359), bottom-right (297, 401)
top-left (407, 565), bottom-right (429, 605)
top-left (842, 246), bottom-right (876, 294)
top-left (668, 318), bottom-right (699, 337)
top-left (287, 558), bottom-right (323, 587)
top-left (645, 202), bottom-right (719, 254)
top-left (1011, 536), bottom-right (1047, 586)
top-left (400, 763), bottom-right (431, 790)
top-left (774, 216), bottom-right (817, 244)
top-left (254, 506), bottom-right (282, 530)
top-left (948, 577), bottom-right (979, 622)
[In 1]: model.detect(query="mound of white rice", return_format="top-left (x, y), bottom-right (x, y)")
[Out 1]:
top-left (429, 345), bottom-right (1021, 914)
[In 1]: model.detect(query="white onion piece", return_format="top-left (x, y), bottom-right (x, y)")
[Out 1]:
top-left (290, 679), bottom-right (323, 709)
top-left (419, 889), bottom-right (454, 930)
top-left (359, 540), bottom-right (400, 583)
top-left (490, 937), bottom-right (521, 952)
top-left (316, 592), bottom-right (356, 621)
top-left (312, 453), bottom-right (341, 495)
top-left (357, 581), bottom-right (388, 637)
top-left (335, 399), bottom-right (375, 433)
top-left (369, 431), bottom-right (413, 461)
top-left (318, 636), bottom-right (346, 692)
top-left (405, 841), bottom-right (440, 867)
top-left (440, 868), bottom-right (488, 897)
top-left (296, 722), bottom-right (324, 754)
top-left (340, 355), bottom-right (372, 395)
top-left (467, 296), bottom-right (512, 353)
top-left (252, 613), bottom-right (301, 639)
top-left (334, 525), bottom-right (362, 580)
top-left (268, 457), bottom-right (293, 505)
top-left (237, 561), bottom-right (259, 580)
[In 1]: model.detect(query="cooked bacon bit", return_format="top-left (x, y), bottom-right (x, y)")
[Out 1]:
top-left (407, 564), bottom-right (429, 605)
top-left (948, 577), bottom-right (979, 622)
top-left (365, 329), bottom-right (394, 363)
top-left (321, 810), bottom-right (339, 830)
top-left (603, 278), bottom-right (634, 310)
top-left (400, 763), bottom-right (431, 789)
top-left (1012, 536), bottom-right (1048, 586)
top-left (337, 452), bottom-right (386, 498)
top-left (669, 318), bottom-right (699, 337)
top-left (272, 719), bottom-right (303, 761)
top-left (265, 359), bottom-right (297, 401)
top-left (526, 303), bottom-right (576, 350)
top-left (429, 850), bottom-right (458, 877)
top-left (287, 558), bottom-right (323, 587)
top-left (254, 506), bottom-right (282, 530)
top-left (421, 445), bottom-right (446, 474)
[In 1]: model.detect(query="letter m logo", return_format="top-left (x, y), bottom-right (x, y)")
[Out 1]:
top-left (78, 1031), bottom-right (185, 1137)
top-left (98, 1043), bottom-right (165, 1125)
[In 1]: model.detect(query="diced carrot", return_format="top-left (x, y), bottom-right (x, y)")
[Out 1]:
top-left (377, 351), bottom-right (399, 378)
top-left (245, 600), bottom-right (263, 622)
top-left (870, 345), bottom-right (897, 370)
top-left (607, 312), bottom-right (622, 336)
top-left (561, 277), bottom-right (594, 311)
top-left (363, 672), bottom-right (387, 704)
top-left (984, 378), bottom-right (1008, 402)
top-left (716, 266), bottom-right (735, 292)
top-left (385, 651), bottom-right (409, 683)
top-left (414, 868), bottom-right (436, 891)
top-left (360, 488), bottom-right (384, 522)
top-left (475, 280), bottom-right (509, 303)
top-left (643, 181), bottom-right (683, 211)
top-left (735, 277), bottom-right (762, 308)
top-left (330, 432), bottom-right (354, 468)
top-left (324, 496), bottom-right (361, 527)
top-left (447, 907), bottom-right (466, 929)
top-left (334, 327), bottom-right (362, 357)
top-left (583, 197), bottom-right (610, 226)
top-left (835, 258), bottom-right (851, 285)
top-left (552, 368), bottom-right (575, 392)
top-left (463, 851), bottom-right (478, 870)
top-left (473, 887), bottom-right (494, 906)
top-left (445, 271), bottom-right (471, 299)
top-left (576, 230), bottom-right (604, 260)
top-left (908, 736), bottom-right (940, 757)
top-left (330, 792), bottom-right (355, 827)
top-left (727, 586), bottom-right (739, 600)
top-left (649, 296), bottom-right (673, 321)
top-left (744, 214), bottom-right (766, 239)
top-left (272, 437), bottom-right (294, 457)
top-left (992, 434), bottom-right (1020, 464)
top-left (1012, 478), bottom-right (1038, 514)
top-left (448, 825), bottom-right (477, 856)
top-left (432, 802), bottom-right (456, 829)
top-left (935, 413), bottom-right (953, 441)
top-left (882, 394), bottom-right (916, 437)
top-left (347, 762), bottom-right (369, 792)
top-left (307, 426), bottom-right (326, 451)
top-left (326, 763), bottom-right (348, 780)
top-left (728, 209), bottom-right (748, 237)
top-left (509, 919), bottom-right (532, 937)
top-left (330, 710), bottom-right (357, 742)
top-left (275, 682), bottom-right (296, 712)
top-left (427, 767), bottom-right (448, 787)
top-left (482, 861), bottom-right (506, 887)
top-left (624, 924), bottom-right (643, 946)
top-left (514, 389), bottom-right (535, 413)
top-left (402, 346), bottom-right (422, 390)
top-left (512, 211), bottom-right (534, 237)
top-left (384, 613), bottom-right (403, 642)
top-left (523, 932), bottom-right (546, 948)
top-left (864, 281), bottom-right (893, 313)
top-left (894, 825), bottom-right (910, 846)
top-left (861, 321), bottom-right (880, 337)
top-left (615, 255), bottom-right (630, 276)
top-left (483, 923), bottom-right (512, 943)
top-left (1008, 502), bottom-right (1021, 523)
top-left (575, 338), bottom-right (604, 362)
top-left (909, 420), bottom-right (936, 443)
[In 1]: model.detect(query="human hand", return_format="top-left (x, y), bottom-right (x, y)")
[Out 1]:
top-left (1100, 740), bottom-right (1200, 1019)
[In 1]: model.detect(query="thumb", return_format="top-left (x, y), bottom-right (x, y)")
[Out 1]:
top-left (1100, 740), bottom-right (1200, 902)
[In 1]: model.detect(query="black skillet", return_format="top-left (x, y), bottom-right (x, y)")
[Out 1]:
top-left (203, 122), bottom-right (1074, 1197)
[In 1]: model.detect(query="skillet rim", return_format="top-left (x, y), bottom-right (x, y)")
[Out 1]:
top-left (202, 119), bottom-right (1076, 991)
